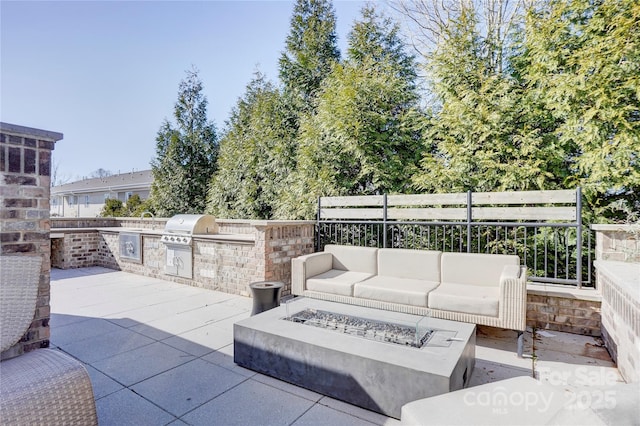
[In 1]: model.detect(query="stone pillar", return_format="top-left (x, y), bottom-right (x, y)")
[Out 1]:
top-left (0, 122), bottom-right (62, 359)
top-left (592, 224), bottom-right (640, 383)
top-left (592, 224), bottom-right (640, 263)
top-left (259, 221), bottom-right (316, 296)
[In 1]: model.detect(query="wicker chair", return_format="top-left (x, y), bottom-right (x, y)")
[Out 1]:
top-left (0, 255), bottom-right (98, 425)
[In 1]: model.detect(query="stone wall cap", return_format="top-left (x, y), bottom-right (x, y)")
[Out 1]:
top-left (51, 227), bottom-right (102, 233)
top-left (594, 260), bottom-right (640, 290)
top-left (195, 233), bottom-right (255, 244)
top-left (527, 283), bottom-right (602, 302)
top-left (591, 224), bottom-right (640, 231)
top-left (0, 122), bottom-right (63, 141)
top-left (215, 219), bottom-right (316, 226)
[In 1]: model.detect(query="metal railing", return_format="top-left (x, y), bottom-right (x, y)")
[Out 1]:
top-left (316, 189), bottom-right (593, 287)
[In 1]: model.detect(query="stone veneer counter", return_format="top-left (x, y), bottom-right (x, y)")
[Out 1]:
top-left (93, 227), bottom-right (256, 243)
top-left (49, 220), bottom-right (316, 297)
top-left (234, 298), bottom-right (476, 419)
top-left (595, 260), bottom-right (640, 383)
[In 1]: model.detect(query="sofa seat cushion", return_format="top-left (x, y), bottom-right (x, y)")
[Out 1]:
top-left (306, 269), bottom-right (374, 296)
top-left (354, 276), bottom-right (439, 307)
top-left (428, 283), bottom-right (499, 317)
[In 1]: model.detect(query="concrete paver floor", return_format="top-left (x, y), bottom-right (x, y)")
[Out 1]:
top-left (50, 267), bottom-right (625, 426)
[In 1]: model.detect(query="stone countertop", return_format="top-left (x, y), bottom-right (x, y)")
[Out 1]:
top-left (95, 227), bottom-right (163, 235)
top-left (591, 224), bottom-right (640, 231)
top-left (51, 227), bottom-right (101, 233)
top-left (594, 260), bottom-right (640, 297)
top-left (527, 282), bottom-right (602, 302)
top-left (215, 218), bottom-right (315, 226)
top-left (196, 233), bottom-right (255, 243)
top-left (50, 227), bottom-right (255, 244)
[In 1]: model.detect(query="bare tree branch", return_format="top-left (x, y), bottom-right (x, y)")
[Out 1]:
top-left (51, 157), bottom-right (72, 187)
top-left (390, 0), bottom-right (528, 74)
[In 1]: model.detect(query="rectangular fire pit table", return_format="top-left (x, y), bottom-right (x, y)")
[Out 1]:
top-left (234, 298), bottom-right (475, 419)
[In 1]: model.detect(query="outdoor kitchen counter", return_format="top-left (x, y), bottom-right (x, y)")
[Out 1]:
top-left (51, 227), bottom-right (256, 244)
top-left (96, 228), bottom-right (255, 243)
top-left (50, 218), bottom-right (315, 296)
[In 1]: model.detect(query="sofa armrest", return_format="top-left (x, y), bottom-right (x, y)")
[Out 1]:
top-left (500, 264), bottom-right (522, 281)
top-left (499, 265), bottom-right (528, 331)
top-left (291, 252), bottom-right (333, 295)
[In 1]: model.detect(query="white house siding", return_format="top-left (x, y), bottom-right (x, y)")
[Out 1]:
top-left (51, 171), bottom-right (152, 218)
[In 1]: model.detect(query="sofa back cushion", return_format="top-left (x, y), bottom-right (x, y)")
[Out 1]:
top-left (441, 252), bottom-right (520, 287)
top-left (325, 245), bottom-right (378, 274)
top-left (377, 249), bottom-right (441, 281)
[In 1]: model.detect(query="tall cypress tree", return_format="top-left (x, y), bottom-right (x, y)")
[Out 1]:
top-left (522, 0), bottom-right (640, 218)
top-left (348, 6), bottom-right (417, 83)
top-left (207, 72), bottom-right (288, 219)
top-left (278, 6), bottom-right (424, 219)
top-left (151, 68), bottom-right (218, 217)
top-left (258, 0), bottom-right (341, 218)
top-left (206, 1), bottom-right (341, 220)
top-left (411, 3), bottom-right (565, 194)
top-left (279, 0), bottom-right (341, 115)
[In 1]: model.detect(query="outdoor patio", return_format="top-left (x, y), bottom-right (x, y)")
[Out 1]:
top-left (50, 267), bottom-right (624, 426)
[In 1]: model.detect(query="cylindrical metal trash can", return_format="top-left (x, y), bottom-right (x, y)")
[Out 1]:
top-left (249, 281), bottom-right (284, 316)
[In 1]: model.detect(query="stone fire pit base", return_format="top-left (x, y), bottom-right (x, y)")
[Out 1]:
top-left (234, 298), bottom-right (475, 419)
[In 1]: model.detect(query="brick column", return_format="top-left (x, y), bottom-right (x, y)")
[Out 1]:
top-left (1, 122), bottom-right (62, 359)
top-left (260, 222), bottom-right (316, 296)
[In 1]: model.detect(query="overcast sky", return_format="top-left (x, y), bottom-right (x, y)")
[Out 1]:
top-left (1, 0), bottom-right (369, 181)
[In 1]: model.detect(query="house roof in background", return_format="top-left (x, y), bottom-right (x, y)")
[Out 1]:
top-left (51, 170), bottom-right (153, 195)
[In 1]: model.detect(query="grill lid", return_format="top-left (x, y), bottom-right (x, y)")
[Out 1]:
top-left (163, 214), bottom-right (218, 235)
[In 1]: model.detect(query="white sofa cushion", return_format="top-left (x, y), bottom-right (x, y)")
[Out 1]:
top-left (325, 245), bottom-right (378, 274)
top-left (354, 276), bottom-right (439, 307)
top-left (428, 283), bottom-right (500, 317)
top-left (307, 270), bottom-right (374, 296)
top-left (441, 253), bottom-right (519, 287)
top-left (304, 252), bottom-right (333, 278)
top-left (377, 249), bottom-right (441, 281)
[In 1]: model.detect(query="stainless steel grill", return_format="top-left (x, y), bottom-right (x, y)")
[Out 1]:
top-left (161, 214), bottom-right (218, 278)
top-left (160, 214), bottom-right (218, 246)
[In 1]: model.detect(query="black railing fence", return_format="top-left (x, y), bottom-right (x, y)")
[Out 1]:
top-left (317, 189), bottom-right (593, 287)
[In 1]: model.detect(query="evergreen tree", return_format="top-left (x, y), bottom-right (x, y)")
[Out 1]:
top-left (279, 0), bottom-right (341, 114)
top-left (411, 3), bottom-right (566, 193)
top-left (279, 6), bottom-right (424, 219)
top-left (150, 69), bottom-right (218, 217)
top-left (522, 0), bottom-right (640, 218)
top-left (207, 0), bottom-right (341, 220)
top-left (100, 198), bottom-right (124, 217)
top-left (256, 0), bottom-right (341, 218)
top-left (347, 6), bottom-right (416, 83)
top-left (207, 72), bottom-right (289, 219)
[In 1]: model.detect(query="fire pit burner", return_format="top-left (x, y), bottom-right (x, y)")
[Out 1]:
top-left (286, 308), bottom-right (433, 348)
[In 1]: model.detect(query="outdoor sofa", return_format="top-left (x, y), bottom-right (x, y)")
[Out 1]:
top-left (292, 245), bottom-right (528, 356)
